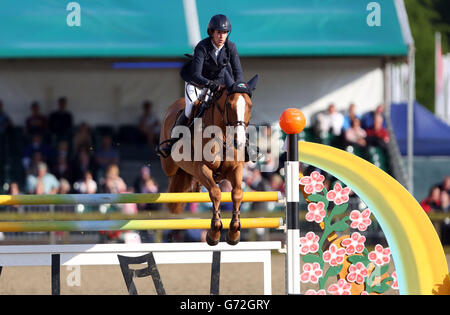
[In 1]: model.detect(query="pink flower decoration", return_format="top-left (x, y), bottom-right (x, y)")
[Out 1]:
top-left (300, 263), bottom-right (323, 284)
top-left (300, 232), bottom-right (320, 255)
top-left (368, 244), bottom-right (391, 266)
top-left (305, 289), bottom-right (326, 295)
top-left (361, 291), bottom-right (369, 295)
top-left (305, 202), bottom-right (327, 223)
top-left (300, 171), bottom-right (325, 194)
top-left (391, 271), bottom-right (399, 290)
top-left (341, 232), bottom-right (366, 255)
top-left (349, 209), bottom-right (372, 231)
top-left (322, 244), bottom-right (346, 266)
top-left (328, 279), bottom-right (352, 295)
top-left (346, 262), bottom-right (369, 284)
top-left (326, 183), bottom-right (351, 205)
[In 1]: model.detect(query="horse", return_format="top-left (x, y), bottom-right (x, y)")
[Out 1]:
top-left (159, 75), bottom-right (258, 246)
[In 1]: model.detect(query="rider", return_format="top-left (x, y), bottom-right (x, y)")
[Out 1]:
top-left (176, 14), bottom-right (244, 129)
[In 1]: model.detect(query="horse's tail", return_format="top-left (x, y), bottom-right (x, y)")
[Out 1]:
top-left (166, 168), bottom-right (194, 214)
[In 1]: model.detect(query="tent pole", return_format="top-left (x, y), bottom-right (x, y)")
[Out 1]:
top-left (407, 45), bottom-right (415, 195)
top-left (182, 0), bottom-right (201, 48)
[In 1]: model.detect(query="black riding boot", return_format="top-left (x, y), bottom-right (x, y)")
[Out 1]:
top-left (158, 113), bottom-right (188, 157)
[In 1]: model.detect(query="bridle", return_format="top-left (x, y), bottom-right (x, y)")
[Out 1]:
top-left (209, 88), bottom-right (250, 129)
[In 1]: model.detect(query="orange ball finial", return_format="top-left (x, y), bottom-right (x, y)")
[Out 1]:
top-left (279, 108), bottom-right (306, 134)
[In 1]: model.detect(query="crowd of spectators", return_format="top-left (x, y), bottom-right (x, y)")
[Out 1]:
top-left (420, 176), bottom-right (450, 213)
top-left (314, 103), bottom-right (390, 152)
top-left (0, 97), bottom-right (162, 208)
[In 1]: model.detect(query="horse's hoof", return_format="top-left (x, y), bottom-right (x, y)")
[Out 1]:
top-left (226, 232), bottom-right (240, 246)
top-left (206, 232), bottom-right (220, 246)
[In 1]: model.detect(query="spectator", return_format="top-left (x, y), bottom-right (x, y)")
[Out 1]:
top-left (95, 134), bottom-right (119, 179)
top-left (70, 148), bottom-right (96, 183)
top-left (342, 103), bottom-right (361, 131)
top-left (244, 167), bottom-right (271, 211)
top-left (134, 166), bottom-right (152, 193)
top-left (366, 114), bottom-right (390, 150)
top-left (315, 104), bottom-right (345, 137)
top-left (100, 164), bottom-right (126, 194)
top-left (51, 140), bottom-right (71, 180)
top-left (25, 101), bottom-right (48, 136)
top-left (25, 162), bottom-right (59, 194)
top-left (134, 166), bottom-right (159, 211)
top-left (361, 104), bottom-right (387, 130)
top-left (439, 176), bottom-right (450, 213)
top-left (73, 170), bottom-right (97, 194)
top-left (9, 182), bottom-right (20, 195)
top-left (49, 97), bottom-right (73, 140)
top-left (58, 178), bottom-right (71, 194)
top-left (121, 187), bottom-right (139, 215)
top-left (0, 100), bottom-right (12, 134)
top-left (139, 100), bottom-right (160, 148)
top-left (22, 134), bottom-right (53, 172)
top-left (344, 118), bottom-right (367, 149)
top-left (269, 173), bottom-right (284, 195)
top-left (4, 182), bottom-right (21, 212)
top-left (73, 122), bottom-right (93, 154)
top-left (420, 185), bottom-right (448, 213)
top-left (440, 176), bottom-right (450, 195)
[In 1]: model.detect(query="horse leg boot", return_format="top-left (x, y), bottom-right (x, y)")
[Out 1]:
top-left (226, 186), bottom-right (243, 245)
top-left (206, 185), bottom-right (223, 246)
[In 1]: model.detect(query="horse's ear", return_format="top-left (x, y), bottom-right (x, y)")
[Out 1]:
top-left (247, 75), bottom-right (259, 91)
top-left (224, 71), bottom-right (235, 89)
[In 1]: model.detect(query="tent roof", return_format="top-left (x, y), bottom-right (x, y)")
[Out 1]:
top-left (391, 102), bottom-right (450, 156)
top-left (197, 0), bottom-right (409, 57)
top-left (0, 0), bottom-right (409, 58)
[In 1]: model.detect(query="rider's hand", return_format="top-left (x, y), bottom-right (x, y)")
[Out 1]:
top-left (207, 81), bottom-right (220, 93)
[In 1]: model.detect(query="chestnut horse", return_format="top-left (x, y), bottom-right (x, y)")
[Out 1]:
top-left (159, 75), bottom-right (258, 246)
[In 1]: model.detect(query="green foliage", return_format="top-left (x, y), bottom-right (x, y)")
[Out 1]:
top-left (404, 0), bottom-right (450, 112)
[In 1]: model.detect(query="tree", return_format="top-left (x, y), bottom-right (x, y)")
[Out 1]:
top-left (404, 0), bottom-right (449, 112)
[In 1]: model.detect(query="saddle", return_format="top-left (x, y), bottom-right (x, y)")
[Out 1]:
top-left (156, 96), bottom-right (211, 159)
top-left (156, 88), bottom-right (262, 162)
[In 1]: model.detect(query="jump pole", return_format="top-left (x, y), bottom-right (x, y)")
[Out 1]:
top-left (0, 217), bottom-right (283, 232)
top-left (280, 108), bottom-right (305, 295)
top-left (0, 191), bottom-right (281, 206)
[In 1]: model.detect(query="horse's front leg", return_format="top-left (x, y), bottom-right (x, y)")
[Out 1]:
top-left (196, 165), bottom-right (222, 246)
top-left (226, 163), bottom-right (244, 245)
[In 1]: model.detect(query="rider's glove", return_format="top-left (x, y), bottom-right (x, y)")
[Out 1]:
top-left (206, 81), bottom-right (220, 93)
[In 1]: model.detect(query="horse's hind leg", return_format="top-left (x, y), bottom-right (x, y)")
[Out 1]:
top-left (167, 169), bottom-right (193, 214)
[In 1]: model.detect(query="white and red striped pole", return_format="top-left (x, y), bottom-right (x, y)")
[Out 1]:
top-left (280, 108), bottom-right (306, 295)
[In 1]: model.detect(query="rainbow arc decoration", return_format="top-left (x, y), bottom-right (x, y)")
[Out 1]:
top-left (298, 141), bottom-right (450, 295)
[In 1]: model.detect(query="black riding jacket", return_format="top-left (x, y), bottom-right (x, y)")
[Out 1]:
top-left (180, 38), bottom-right (244, 86)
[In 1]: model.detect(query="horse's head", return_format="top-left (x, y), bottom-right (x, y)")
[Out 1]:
top-left (218, 74), bottom-right (259, 150)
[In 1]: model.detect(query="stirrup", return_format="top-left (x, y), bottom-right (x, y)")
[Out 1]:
top-left (156, 138), bottom-right (180, 158)
top-left (156, 113), bottom-right (189, 158)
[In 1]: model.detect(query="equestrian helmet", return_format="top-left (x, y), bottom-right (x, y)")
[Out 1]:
top-left (207, 14), bottom-right (231, 36)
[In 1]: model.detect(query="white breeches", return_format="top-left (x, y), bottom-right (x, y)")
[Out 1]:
top-left (184, 82), bottom-right (210, 118)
